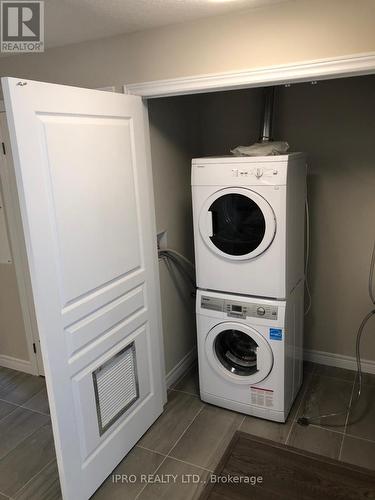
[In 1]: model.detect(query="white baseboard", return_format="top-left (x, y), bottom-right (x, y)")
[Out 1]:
top-left (165, 347), bottom-right (197, 388)
top-left (164, 347), bottom-right (375, 388)
top-left (0, 354), bottom-right (36, 375)
top-left (304, 349), bottom-right (375, 375)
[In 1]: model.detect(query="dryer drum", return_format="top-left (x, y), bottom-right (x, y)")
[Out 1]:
top-left (209, 193), bottom-right (266, 256)
top-left (215, 329), bottom-right (258, 376)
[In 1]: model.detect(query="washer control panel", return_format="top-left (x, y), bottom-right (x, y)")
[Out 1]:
top-left (201, 296), bottom-right (278, 320)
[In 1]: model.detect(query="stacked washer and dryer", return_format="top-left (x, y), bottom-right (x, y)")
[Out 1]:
top-left (192, 154), bottom-right (306, 422)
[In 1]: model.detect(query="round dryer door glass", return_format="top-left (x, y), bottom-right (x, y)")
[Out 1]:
top-left (214, 329), bottom-right (258, 376)
top-left (209, 194), bottom-right (265, 256)
top-left (199, 188), bottom-right (276, 261)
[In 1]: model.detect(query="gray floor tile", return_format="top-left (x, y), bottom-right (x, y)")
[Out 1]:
top-left (240, 414), bottom-right (292, 444)
top-left (0, 423), bottom-right (55, 496)
top-left (171, 366), bottom-right (199, 396)
top-left (297, 374), bottom-right (353, 430)
top-left (0, 399), bottom-right (18, 421)
top-left (169, 404), bottom-right (243, 470)
top-left (361, 372), bottom-right (375, 386)
top-left (313, 364), bottom-right (355, 382)
top-left (23, 388), bottom-right (50, 415)
top-left (0, 406), bottom-right (50, 459)
top-left (240, 371), bottom-right (311, 443)
top-left (13, 459), bottom-right (61, 500)
top-left (0, 367), bottom-right (19, 386)
top-left (340, 436), bottom-right (375, 471)
top-left (93, 446), bottom-right (164, 500)
top-left (138, 390), bottom-right (204, 455)
top-left (0, 371), bottom-right (45, 406)
top-left (287, 423), bottom-right (343, 459)
top-left (347, 382), bottom-right (375, 441)
top-left (303, 361), bottom-right (316, 374)
top-left (138, 457), bottom-right (209, 500)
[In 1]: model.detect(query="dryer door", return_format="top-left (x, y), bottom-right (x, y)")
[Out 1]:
top-left (205, 322), bottom-right (273, 385)
top-left (199, 187), bottom-right (276, 260)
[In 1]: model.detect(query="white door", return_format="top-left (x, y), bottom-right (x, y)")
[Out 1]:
top-left (2, 77), bottom-right (165, 500)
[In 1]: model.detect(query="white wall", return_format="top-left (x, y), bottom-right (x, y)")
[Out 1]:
top-left (0, 0), bottom-right (374, 88)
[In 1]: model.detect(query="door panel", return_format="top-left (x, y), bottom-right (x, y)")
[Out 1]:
top-left (2, 78), bottom-right (165, 500)
top-left (40, 114), bottom-right (141, 304)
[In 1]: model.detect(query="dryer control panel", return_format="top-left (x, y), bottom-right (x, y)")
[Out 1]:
top-left (201, 296), bottom-right (278, 320)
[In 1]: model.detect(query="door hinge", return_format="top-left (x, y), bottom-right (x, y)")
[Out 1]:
top-left (33, 343), bottom-right (37, 354)
top-left (1, 142), bottom-right (5, 155)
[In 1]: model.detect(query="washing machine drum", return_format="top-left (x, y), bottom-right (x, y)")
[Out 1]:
top-left (199, 187), bottom-right (276, 260)
top-left (205, 322), bottom-right (273, 385)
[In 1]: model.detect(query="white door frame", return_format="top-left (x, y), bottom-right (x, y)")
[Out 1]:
top-left (0, 103), bottom-right (41, 375)
top-left (125, 52), bottom-right (375, 98)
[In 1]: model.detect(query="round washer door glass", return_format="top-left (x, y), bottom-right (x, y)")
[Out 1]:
top-left (199, 188), bottom-right (276, 261)
top-left (205, 322), bottom-right (273, 385)
top-left (215, 329), bottom-right (258, 376)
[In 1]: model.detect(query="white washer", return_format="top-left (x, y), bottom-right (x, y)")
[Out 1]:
top-left (192, 154), bottom-right (306, 299)
top-left (196, 282), bottom-right (304, 422)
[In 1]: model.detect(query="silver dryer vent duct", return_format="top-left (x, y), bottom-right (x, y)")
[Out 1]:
top-left (259, 87), bottom-right (277, 143)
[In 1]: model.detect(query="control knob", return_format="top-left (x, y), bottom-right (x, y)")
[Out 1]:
top-left (255, 168), bottom-right (263, 178)
top-left (257, 307), bottom-right (266, 316)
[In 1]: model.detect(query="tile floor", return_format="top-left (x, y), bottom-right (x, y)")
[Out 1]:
top-left (0, 362), bottom-right (374, 499)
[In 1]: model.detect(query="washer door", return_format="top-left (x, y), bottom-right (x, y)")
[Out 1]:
top-left (199, 187), bottom-right (276, 260)
top-left (205, 322), bottom-right (273, 385)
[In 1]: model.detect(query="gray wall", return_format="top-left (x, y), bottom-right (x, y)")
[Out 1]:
top-left (0, 264), bottom-right (29, 361)
top-left (278, 76), bottom-right (375, 360)
top-left (148, 97), bottom-right (199, 374)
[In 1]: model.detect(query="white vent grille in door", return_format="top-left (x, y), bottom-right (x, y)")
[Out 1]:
top-left (93, 342), bottom-right (139, 435)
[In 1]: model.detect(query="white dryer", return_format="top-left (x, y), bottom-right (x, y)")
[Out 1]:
top-left (192, 154), bottom-right (306, 299)
top-left (196, 282), bottom-right (304, 422)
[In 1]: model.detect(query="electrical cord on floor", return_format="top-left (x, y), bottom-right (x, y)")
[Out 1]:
top-left (298, 237), bottom-right (375, 426)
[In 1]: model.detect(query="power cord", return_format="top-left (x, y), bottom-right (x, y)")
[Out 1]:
top-left (298, 237), bottom-right (375, 426)
top-left (158, 248), bottom-right (196, 296)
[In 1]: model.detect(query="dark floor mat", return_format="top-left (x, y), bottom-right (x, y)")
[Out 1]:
top-left (200, 431), bottom-right (375, 500)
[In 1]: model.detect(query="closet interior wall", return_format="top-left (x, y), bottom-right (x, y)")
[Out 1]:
top-left (148, 96), bottom-right (200, 376)
top-left (149, 74), bottom-right (375, 370)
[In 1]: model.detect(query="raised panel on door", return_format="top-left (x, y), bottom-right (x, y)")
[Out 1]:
top-left (2, 77), bottom-right (165, 500)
